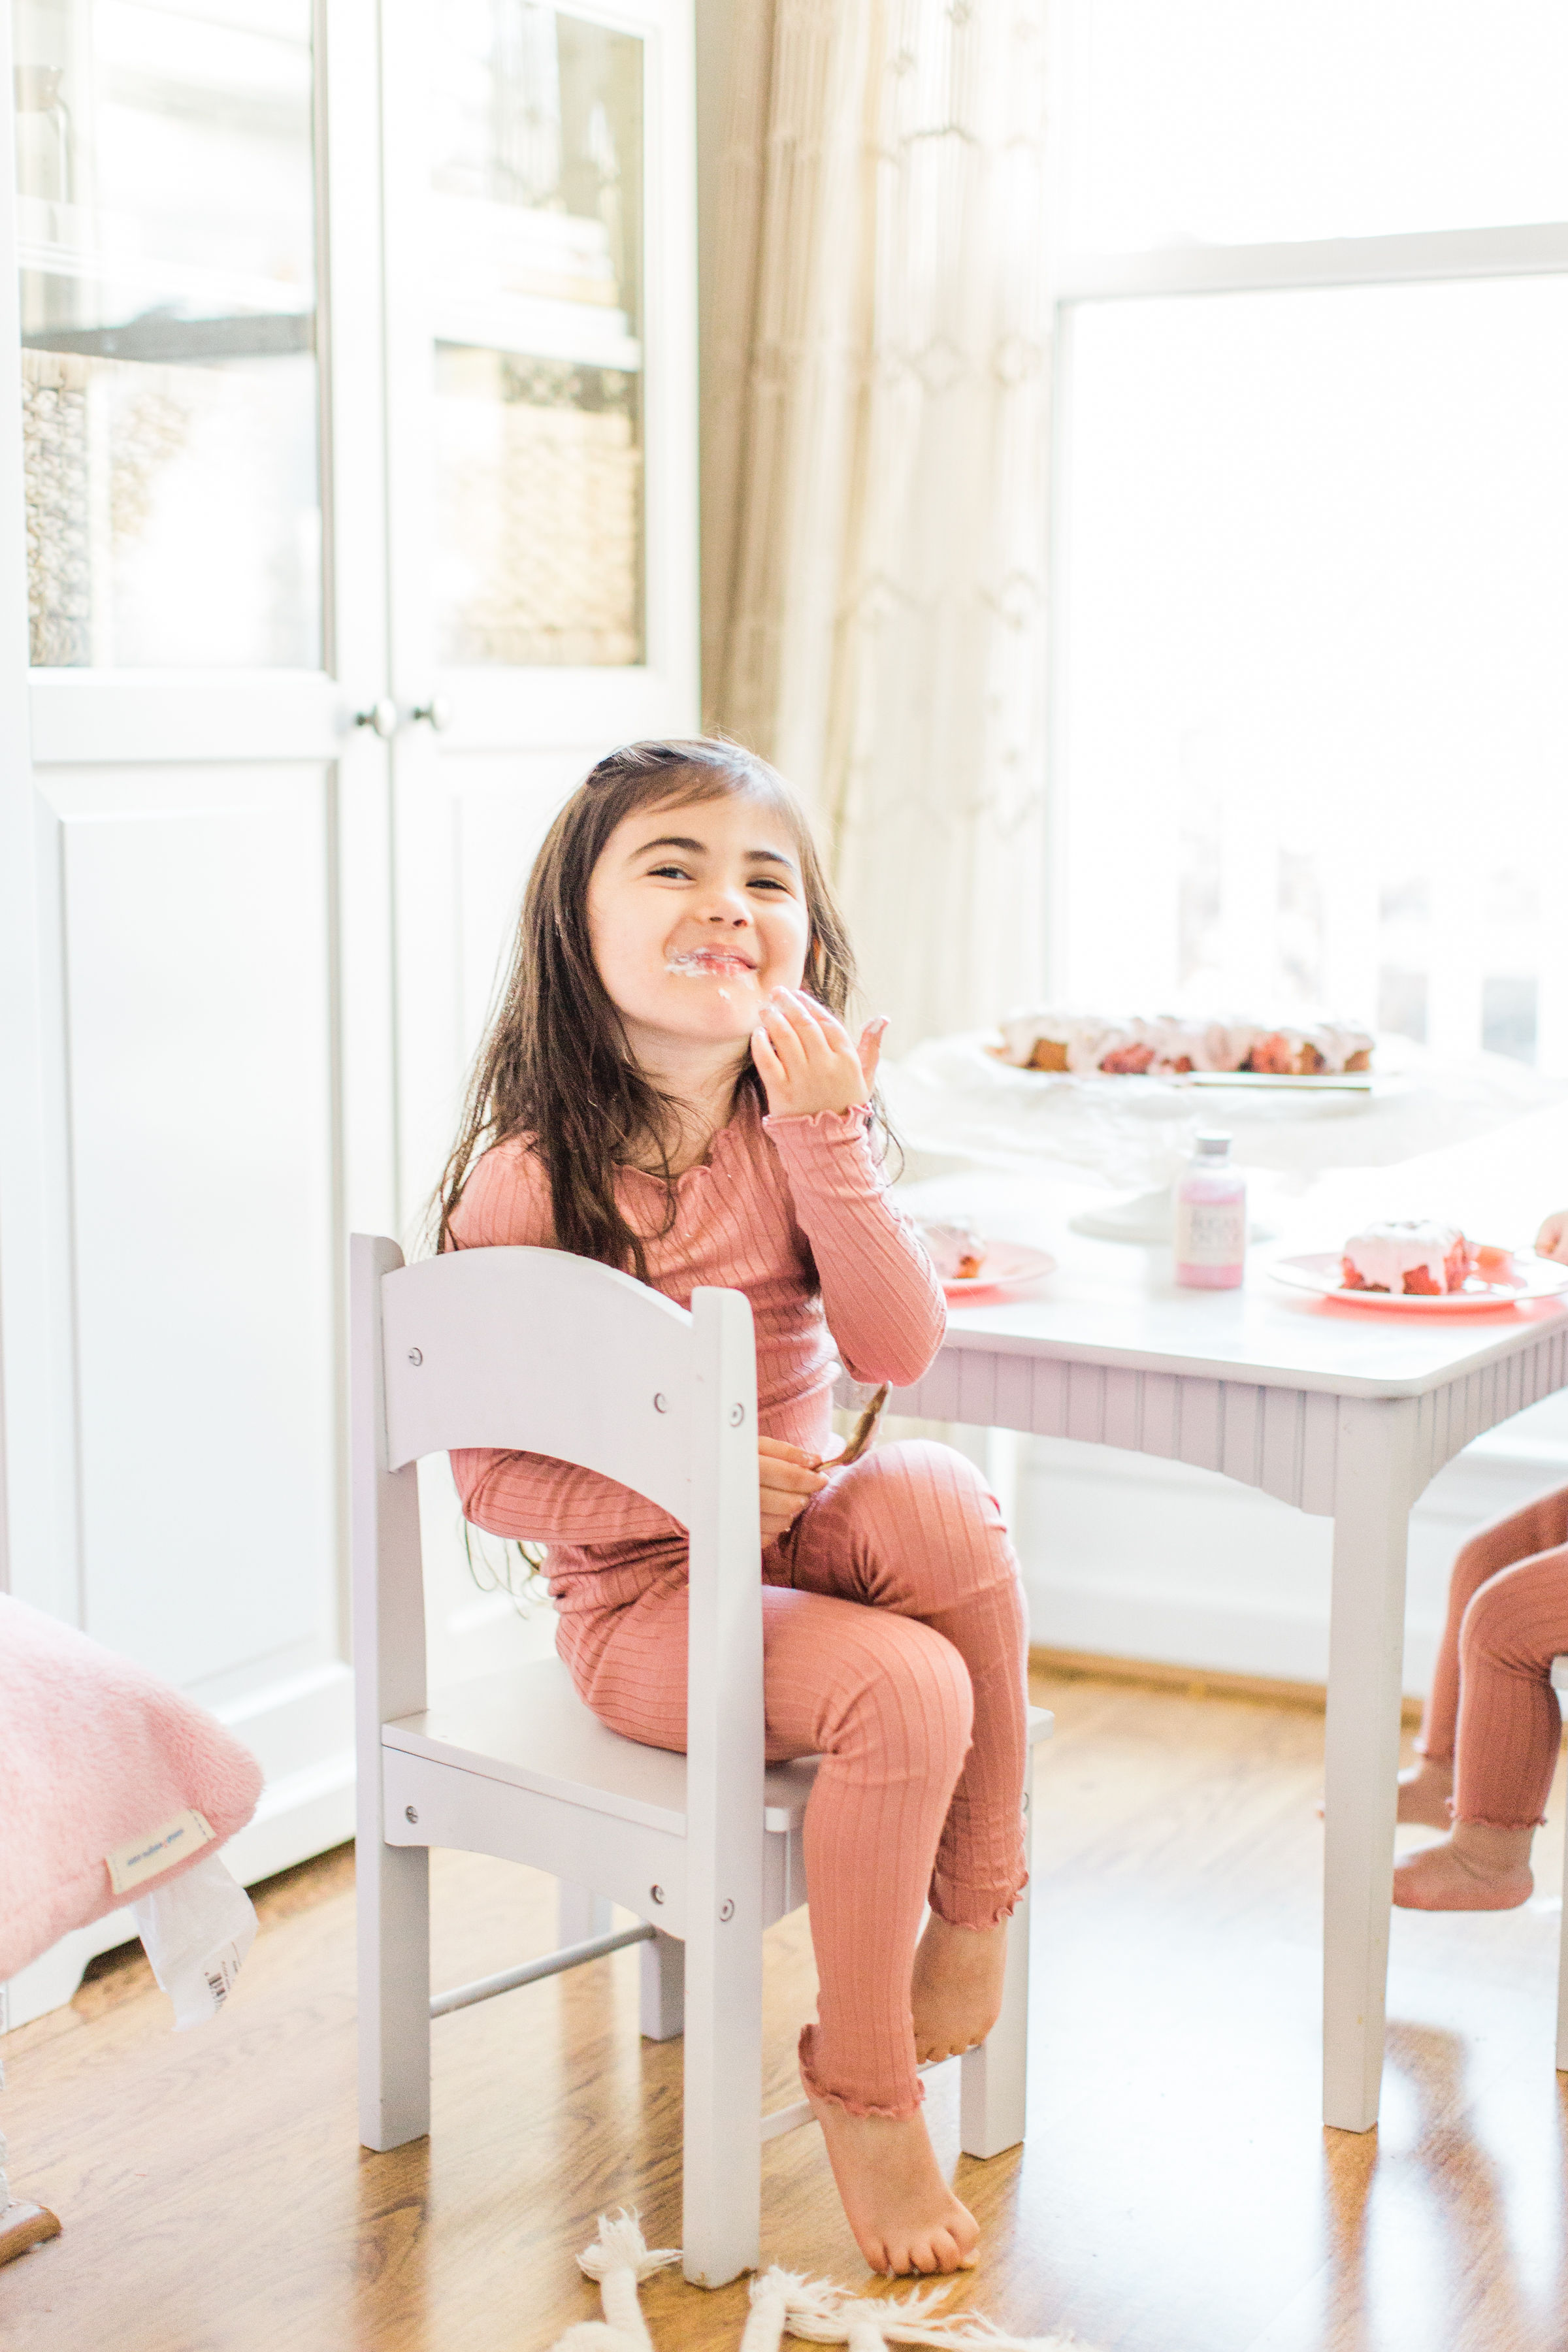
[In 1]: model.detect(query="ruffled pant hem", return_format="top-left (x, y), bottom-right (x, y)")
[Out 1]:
top-left (929, 1867), bottom-right (1026, 1933)
top-left (796, 2025), bottom-right (924, 2121)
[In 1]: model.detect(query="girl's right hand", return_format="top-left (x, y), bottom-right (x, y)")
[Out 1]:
top-left (759, 1435), bottom-right (827, 1544)
top-left (1537, 1209), bottom-right (1568, 1264)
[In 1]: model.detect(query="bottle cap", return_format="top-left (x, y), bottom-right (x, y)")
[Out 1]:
top-left (1194, 1132), bottom-right (1232, 1157)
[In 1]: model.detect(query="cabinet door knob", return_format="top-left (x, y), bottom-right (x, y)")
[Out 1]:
top-left (412, 696), bottom-right (453, 732)
top-left (354, 697), bottom-right (398, 740)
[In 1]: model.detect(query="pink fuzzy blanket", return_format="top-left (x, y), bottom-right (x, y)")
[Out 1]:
top-left (0, 1595), bottom-right (263, 1979)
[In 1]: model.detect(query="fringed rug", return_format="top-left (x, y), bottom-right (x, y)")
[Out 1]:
top-left (547, 2212), bottom-right (1083, 2351)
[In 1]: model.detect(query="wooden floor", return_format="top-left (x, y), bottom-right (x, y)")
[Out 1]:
top-left (4, 1668), bottom-right (1567, 2352)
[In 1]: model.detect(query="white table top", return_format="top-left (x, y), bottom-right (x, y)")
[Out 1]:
top-left (898, 1097), bottom-right (1568, 1401)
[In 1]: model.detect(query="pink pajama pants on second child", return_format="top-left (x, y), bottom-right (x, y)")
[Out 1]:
top-left (1417, 1484), bottom-right (1568, 1827)
top-left (555, 1438), bottom-right (1031, 2119)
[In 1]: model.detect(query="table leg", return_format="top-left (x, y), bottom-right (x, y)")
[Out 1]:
top-left (983, 1426), bottom-right (1021, 1533)
top-left (1323, 1394), bottom-right (1416, 2132)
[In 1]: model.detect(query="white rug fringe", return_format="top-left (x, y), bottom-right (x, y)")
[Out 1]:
top-left (548, 2217), bottom-right (1086, 2352)
top-left (547, 2212), bottom-right (681, 2351)
top-left (747, 2262), bottom-right (1078, 2349)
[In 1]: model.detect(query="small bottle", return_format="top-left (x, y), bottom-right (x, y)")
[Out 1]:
top-left (1175, 1133), bottom-right (1247, 1289)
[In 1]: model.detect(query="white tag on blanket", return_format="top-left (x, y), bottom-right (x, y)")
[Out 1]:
top-left (131, 1852), bottom-right (257, 2030)
top-left (106, 1808), bottom-right (216, 1895)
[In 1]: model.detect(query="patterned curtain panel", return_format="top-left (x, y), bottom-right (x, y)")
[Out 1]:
top-left (703, 0), bottom-right (1051, 1049)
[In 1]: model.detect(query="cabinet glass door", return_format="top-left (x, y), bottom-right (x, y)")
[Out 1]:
top-left (13, 0), bottom-right (321, 668)
top-left (431, 2), bottom-right (643, 668)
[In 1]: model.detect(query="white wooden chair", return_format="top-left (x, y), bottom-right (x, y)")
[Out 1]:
top-left (1554, 1656), bottom-right (1568, 2072)
top-left (351, 1233), bottom-right (1051, 2287)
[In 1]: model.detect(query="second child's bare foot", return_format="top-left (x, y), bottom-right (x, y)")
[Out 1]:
top-left (1392, 1821), bottom-right (1534, 1911)
top-left (1396, 1756), bottom-right (1454, 1829)
top-left (806, 2091), bottom-right (979, 2276)
top-left (910, 1914), bottom-right (1008, 2064)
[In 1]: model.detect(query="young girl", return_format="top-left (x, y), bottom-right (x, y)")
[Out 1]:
top-left (1393, 1205), bottom-right (1568, 1911)
top-left (436, 738), bottom-right (1030, 2277)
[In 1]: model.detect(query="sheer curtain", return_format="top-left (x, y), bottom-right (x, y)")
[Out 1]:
top-left (702, 0), bottom-right (1052, 1049)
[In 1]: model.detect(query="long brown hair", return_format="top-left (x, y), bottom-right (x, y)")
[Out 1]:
top-left (433, 738), bottom-right (864, 1278)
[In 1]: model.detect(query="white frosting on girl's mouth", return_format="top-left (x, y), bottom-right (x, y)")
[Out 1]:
top-left (664, 948), bottom-right (758, 979)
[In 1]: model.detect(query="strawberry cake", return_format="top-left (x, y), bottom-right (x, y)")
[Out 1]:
top-left (1340, 1222), bottom-right (1472, 1296)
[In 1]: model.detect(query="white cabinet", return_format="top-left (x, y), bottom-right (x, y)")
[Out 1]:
top-left (0, 0), bottom-right (698, 2025)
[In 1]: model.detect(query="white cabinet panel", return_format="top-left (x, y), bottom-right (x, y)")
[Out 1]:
top-left (49, 766), bottom-right (338, 1689)
top-left (393, 742), bottom-right (598, 1222)
top-left (453, 751), bottom-right (587, 1045)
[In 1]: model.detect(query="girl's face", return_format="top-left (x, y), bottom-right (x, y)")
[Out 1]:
top-left (585, 789), bottom-right (811, 1058)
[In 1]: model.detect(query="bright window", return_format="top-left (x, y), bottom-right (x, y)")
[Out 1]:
top-left (1062, 1), bottom-right (1568, 249)
top-left (1051, 6), bottom-right (1568, 1071)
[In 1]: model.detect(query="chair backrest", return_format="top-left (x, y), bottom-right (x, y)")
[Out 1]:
top-left (380, 1242), bottom-right (702, 1522)
top-left (349, 1228), bottom-right (763, 1782)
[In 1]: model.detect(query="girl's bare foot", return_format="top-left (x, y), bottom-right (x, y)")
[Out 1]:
top-left (805, 2091), bottom-right (979, 2276)
top-left (910, 1914), bottom-right (1007, 2063)
top-left (1392, 1821), bottom-right (1534, 1910)
top-left (1396, 1756), bottom-right (1454, 1829)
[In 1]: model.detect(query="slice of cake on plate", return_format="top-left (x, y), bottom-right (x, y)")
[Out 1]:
top-left (917, 1220), bottom-right (988, 1282)
top-left (1341, 1220), bottom-right (1472, 1296)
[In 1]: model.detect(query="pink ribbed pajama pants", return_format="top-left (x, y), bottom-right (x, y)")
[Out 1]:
top-left (1416, 1483), bottom-right (1568, 1828)
top-left (557, 1439), bottom-right (1030, 2117)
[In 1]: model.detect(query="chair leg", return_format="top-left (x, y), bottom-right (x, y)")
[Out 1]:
top-left (960, 1777), bottom-right (1034, 2159)
top-left (640, 1931), bottom-right (685, 2042)
top-left (559, 1882), bottom-right (614, 1944)
top-left (1558, 1789), bottom-right (1568, 2073)
top-left (681, 1914), bottom-right (762, 2286)
top-left (357, 1835), bottom-right (431, 2151)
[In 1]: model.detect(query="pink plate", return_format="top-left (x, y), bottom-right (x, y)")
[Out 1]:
top-left (942, 1240), bottom-right (1057, 1299)
top-left (1269, 1249), bottom-right (1568, 1314)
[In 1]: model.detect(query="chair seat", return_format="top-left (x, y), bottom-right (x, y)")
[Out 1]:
top-left (384, 1657), bottom-right (821, 1836)
top-left (384, 1658), bottom-right (1054, 1839)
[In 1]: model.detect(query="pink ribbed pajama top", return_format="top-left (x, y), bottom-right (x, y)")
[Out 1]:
top-left (448, 1094), bottom-right (1030, 2115)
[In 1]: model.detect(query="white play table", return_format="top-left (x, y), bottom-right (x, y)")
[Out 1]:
top-left (887, 1099), bottom-right (1568, 2132)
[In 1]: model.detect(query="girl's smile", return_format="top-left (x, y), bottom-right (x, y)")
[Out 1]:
top-left (587, 791), bottom-right (810, 1065)
top-left (665, 945), bottom-right (759, 979)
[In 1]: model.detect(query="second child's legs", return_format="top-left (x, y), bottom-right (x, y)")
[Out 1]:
top-left (1394, 1537), bottom-right (1568, 1910)
top-left (1402, 1488), bottom-right (1568, 1827)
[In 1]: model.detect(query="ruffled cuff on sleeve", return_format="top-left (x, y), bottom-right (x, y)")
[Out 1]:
top-left (760, 1104), bottom-right (879, 1179)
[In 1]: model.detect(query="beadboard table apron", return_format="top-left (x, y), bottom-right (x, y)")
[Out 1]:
top-left (893, 1269), bottom-right (1568, 2133)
